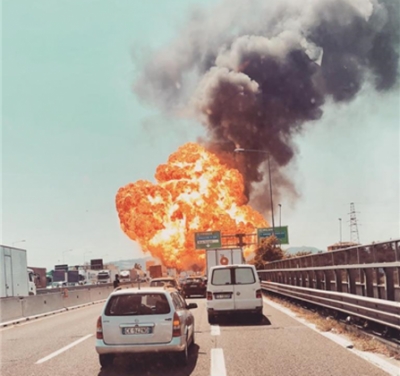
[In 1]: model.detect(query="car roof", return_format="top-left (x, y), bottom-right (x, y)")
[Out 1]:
top-left (150, 277), bottom-right (175, 281)
top-left (110, 287), bottom-right (173, 296)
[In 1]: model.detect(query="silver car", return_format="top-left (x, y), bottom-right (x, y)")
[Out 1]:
top-left (95, 287), bottom-right (197, 368)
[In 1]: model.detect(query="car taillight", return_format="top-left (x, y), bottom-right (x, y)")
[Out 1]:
top-left (256, 289), bottom-right (262, 299)
top-left (207, 291), bottom-right (213, 300)
top-left (96, 316), bottom-right (103, 339)
top-left (172, 312), bottom-right (181, 337)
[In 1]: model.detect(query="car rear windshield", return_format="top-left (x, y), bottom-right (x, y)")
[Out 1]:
top-left (105, 293), bottom-right (171, 316)
top-left (150, 280), bottom-right (177, 287)
top-left (211, 267), bottom-right (256, 285)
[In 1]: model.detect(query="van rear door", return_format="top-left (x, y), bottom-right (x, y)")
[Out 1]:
top-left (210, 268), bottom-right (234, 311)
top-left (233, 266), bottom-right (260, 310)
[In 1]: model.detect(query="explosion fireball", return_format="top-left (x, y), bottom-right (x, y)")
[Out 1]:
top-left (116, 143), bottom-right (268, 270)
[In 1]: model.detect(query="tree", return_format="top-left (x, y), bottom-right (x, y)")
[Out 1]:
top-left (252, 236), bottom-right (285, 269)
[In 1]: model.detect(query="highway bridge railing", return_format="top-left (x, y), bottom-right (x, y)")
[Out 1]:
top-left (258, 239), bottom-right (400, 330)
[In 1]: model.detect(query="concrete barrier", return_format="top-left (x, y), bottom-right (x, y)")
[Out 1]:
top-left (0, 283), bottom-right (152, 326)
top-left (0, 285), bottom-right (113, 326)
top-left (22, 292), bottom-right (65, 317)
top-left (0, 297), bottom-right (24, 323)
top-left (63, 289), bottom-right (92, 308)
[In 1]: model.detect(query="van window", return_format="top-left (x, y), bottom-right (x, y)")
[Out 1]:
top-left (235, 268), bottom-right (255, 284)
top-left (211, 269), bottom-right (232, 285)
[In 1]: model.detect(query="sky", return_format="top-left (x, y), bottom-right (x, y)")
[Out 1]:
top-left (2, 0), bottom-right (399, 270)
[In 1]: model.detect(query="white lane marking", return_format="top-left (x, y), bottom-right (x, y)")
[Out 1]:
top-left (211, 325), bottom-right (220, 336)
top-left (36, 334), bottom-right (93, 364)
top-left (263, 297), bottom-right (400, 376)
top-left (211, 348), bottom-right (227, 376)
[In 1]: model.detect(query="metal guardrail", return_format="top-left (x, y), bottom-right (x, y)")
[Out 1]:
top-left (258, 239), bottom-right (400, 331)
top-left (261, 281), bottom-right (400, 330)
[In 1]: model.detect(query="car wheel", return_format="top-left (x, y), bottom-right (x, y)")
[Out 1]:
top-left (176, 338), bottom-right (189, 366)
top-left (208, 313), bottom-right (216, 325)
top-left (99, 354), bottom-right (114, 368)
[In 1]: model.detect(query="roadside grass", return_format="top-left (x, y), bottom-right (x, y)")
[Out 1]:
top-left (266, 294), bottom-right (400, 361)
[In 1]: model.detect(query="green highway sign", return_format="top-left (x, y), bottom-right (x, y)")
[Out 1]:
top-left (195, 231), bottom-right (222, 249)
top-left (257, 226), bottom-right (289, 244)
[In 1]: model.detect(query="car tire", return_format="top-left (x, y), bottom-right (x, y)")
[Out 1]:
top-left (99, 354), bottom-right (114, 368)
top-left (208, 313), bottom-right (216, 325)
top-left (176, 338), bottom-right (189, 366)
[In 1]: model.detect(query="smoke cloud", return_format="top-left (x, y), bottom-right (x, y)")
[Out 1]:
top-left (133, 0), bottom-right (399, 211)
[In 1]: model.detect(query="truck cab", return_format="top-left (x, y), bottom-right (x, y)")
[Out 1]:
top-left (27, 268), bottom-right (37, 295)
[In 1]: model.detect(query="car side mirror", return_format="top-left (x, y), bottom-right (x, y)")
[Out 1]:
top-left (186, 303), bottom-right (198, 309)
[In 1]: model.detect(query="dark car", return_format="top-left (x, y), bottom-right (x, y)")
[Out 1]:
top-left (182, 276), bottom-right (207, 298)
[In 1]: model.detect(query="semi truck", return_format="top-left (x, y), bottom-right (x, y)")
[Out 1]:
top-left (0, 245), bottom-right (37, 297)
top-left (205, 248), bottom-right (244, 277)
top-left (28, 266), bottom-right (47, 289)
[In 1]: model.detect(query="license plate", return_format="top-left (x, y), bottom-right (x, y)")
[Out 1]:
top-left (123, 326), bottom-right (152, 335)
top-left (190, 285), bottom-right (197, 288)
top-left (215, 293), bottom-right (231, 299)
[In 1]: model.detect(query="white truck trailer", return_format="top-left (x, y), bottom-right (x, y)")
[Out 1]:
top-left (0, 245), bottom-right (37, 297)
top-left (205, 248), bottom-right (244, 277)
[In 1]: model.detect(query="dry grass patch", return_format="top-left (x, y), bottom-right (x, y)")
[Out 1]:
top-left (266, 294), bottom-right (400, 360)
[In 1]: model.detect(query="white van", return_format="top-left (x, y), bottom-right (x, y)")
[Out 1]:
top-left (206, 264), bottom-right (263, 323)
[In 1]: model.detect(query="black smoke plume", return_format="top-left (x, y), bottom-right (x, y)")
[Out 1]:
top-left (133, 0), bottom-right (399, 212)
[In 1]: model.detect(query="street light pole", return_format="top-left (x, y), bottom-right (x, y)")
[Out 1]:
top-left (339, 218), bottom-right (342, 243)
top-left (234, 148), bottom-right (275, 234)
top-left (278, 204), bottom-right (282, 228)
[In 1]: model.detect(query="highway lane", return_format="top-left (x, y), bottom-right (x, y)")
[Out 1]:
top-left (0, 297), bottom-right (397, 376)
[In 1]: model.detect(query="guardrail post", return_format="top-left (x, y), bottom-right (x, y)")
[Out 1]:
top-left (301, 272), bottom-right (307, 287)
top-left (324, 271), bottom-right (332, 291)
top-left (335, 270), bottom-right (343, 292)
top-left (315, 271), bottom-right (322, 290)
top-left (348, 269), bottom-right (357, 295)
top-left (295, 272), bottom-right (301, 286)
top-left (384, 268), bottom-right (395, 301)
top-left (364, 268), bottom-right (374, 298)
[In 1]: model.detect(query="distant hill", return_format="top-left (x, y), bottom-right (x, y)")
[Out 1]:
top-left (284, 246), bottom-right (323, 255)
top-left (108, 257), bottom-right (153, 270)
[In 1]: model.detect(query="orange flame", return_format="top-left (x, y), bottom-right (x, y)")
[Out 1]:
top-left (115, 142), bottom-right (268, 270)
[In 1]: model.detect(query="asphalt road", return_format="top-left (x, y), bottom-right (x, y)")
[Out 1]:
top-left (0, 297), bottom-right (397, 376)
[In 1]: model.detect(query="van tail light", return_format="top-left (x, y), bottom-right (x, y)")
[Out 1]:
top-left (207, 291), bottom-right (213, 300)
top-left (96, 316), bottom-right (103, 339)
top-left (172, 312), bottom-right (181, 337)
top-left (256, 289), bottom-right (262, 299)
